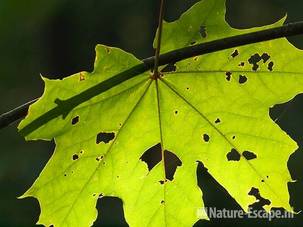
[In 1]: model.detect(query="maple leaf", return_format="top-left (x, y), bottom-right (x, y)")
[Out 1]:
top-left (18, 0), bottom-right (303, 226)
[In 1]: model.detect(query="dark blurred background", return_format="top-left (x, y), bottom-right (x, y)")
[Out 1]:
top-left (1, 0), bottom-right (303, 226)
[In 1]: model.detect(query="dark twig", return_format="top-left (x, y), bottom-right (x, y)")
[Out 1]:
top-left (152, 0), bottom-right (165, 78)
top-left (2, 21), bottom-right (303, 131)
top-left (143, 21), bottom-right (303, 67)
top-left (0, 99), bottom-right (38, 129)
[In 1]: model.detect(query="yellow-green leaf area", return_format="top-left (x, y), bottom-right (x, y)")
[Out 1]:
top-left (19, 0), bottom-right (303, 226)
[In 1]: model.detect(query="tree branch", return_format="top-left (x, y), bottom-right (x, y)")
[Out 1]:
top-left (152, 0), bottom-right (165, 78)
top-left (2, 21), bottom-right (303, 131)
top-left (0, 99), bottom-right (38, 129)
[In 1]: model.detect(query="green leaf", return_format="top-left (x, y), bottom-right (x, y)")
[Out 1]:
top-left (19, 45), bottom-right (206, 227)
top-left (19, 0), bottom-right (303, 226)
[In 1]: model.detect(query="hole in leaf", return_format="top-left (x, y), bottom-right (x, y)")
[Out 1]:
top-left (93, 197), bottom-right (128, 227)
top-left (159, 180), bottom-right (165, 185)
top-left (231, 49), bottom-right (239, 58)
top-left (140, 143), bottom-right (182, 181)
top-left (161, 63), bottom-right (176, 73)
top-left (199, 25), bottom-right (207, 38)
top-left (140, 143), bottom-right (162, 170)
top-left (96, 132), bottom-right (115, 144)
top-left (225, 72), bottom-right (232, 81)
top-left (227, 148), bottom-right (240, 161)
top-left (203, 134), bottom-right (210, 142)
top-left (105, 47), bottom-right (111, 54)
top-left (161, 200), bottom-right (165, 204)
top-left (268, 61), bottom-right (274, 71)
top-left (215, 118), bottom-right (221, 124)
top-left (238, 62), bottom-right (245, 67)
top-left (72, 154), bottom-right (79, 161)
top-left (165, 151), bottom-right (182, 180)
top-left (239, 75), bottom-right (247, 84)
top-left (232, 135), bottom-right (236, 140)
top-left (196, 161), bottom-right (243, 225)
top-left (242, 150), bottom-right (257, 160)
top-left (96, 155), bottom-right (104, 161)
top-left (261, 53), bottom-right (270, 63)
top-left (248, 53), bottom-right (262, 71)
top-left (248, 187), bottom-right (271, 210)
top-left (174, 110), bottom-right (178, 115)
top-left (71, 116), bottom-right (79, 125)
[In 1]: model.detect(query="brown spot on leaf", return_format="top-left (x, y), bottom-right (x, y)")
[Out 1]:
top-left (79, 73), bottom-right (85, 81)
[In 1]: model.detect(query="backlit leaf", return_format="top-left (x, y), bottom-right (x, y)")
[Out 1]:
top-left (19, 0), bottom-right (303, 226)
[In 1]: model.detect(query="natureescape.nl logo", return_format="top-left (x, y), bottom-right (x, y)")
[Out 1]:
top-left (197, 207), bottom-right (295, 221)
